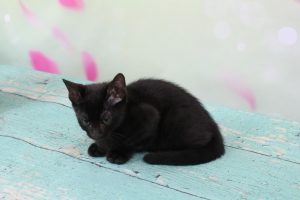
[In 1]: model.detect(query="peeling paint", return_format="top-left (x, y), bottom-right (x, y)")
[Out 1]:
top-left (275, 149), bottom-right (285, 156)
top-left (290, 143), bottom-right (300, 147)
top-left (1, 87), bottom-right (18, 93)
top-left (61, 146), bottom-right (81, 157)
top-left (155, 175), bottom-right (167, 186)
top-left (1, 182), bottom-right (47, 200)
top-left (243, 136), bottom-right (271, 144)
top-left (0, 188), bottom-right (33, 200)
top-left (275, 134), bottom-right (288, 142)
top-left (220, 125), bottom-right (243, 135)
top-left (123, 169), bottom-right (138, 177)
top-left (208, 176), bottom-right (219, 183)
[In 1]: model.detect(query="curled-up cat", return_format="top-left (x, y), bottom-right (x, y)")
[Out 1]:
top-left (63, 74), bottom-right (225, 165)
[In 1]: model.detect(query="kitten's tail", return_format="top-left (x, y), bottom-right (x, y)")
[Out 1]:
top-left (143, 134), bottom-right (225, 165)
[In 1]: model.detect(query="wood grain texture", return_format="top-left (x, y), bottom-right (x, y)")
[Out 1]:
top-left (0, 65), bottom-right (300, 200)
top-left (0, 136), bottom-right (200, 200)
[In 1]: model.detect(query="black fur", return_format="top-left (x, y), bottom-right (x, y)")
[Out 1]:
top-left (63, 74), bottom-right (225, 165)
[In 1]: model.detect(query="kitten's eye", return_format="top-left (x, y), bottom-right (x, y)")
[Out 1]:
top-left (102, 117), bottom-right (111, 125)
top-left (101, 111), bottom-right (112, 125)
top-left (83, 118), bottom-right (91, 127)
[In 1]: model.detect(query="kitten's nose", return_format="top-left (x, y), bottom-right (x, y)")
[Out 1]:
top-left (88, 129), bottom-right (99, 140)
top-left (101, 111), bottom-right (112, 125)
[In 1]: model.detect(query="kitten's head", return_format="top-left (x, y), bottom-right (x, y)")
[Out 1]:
top-left (63, 73), bottom-right (127, 140)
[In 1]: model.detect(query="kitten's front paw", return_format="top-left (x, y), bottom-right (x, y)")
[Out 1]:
top-left (106, 152), bottom-right (129, 164)
top-left (88, 143), bottom-right (106, 157)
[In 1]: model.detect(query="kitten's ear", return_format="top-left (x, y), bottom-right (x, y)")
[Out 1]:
top-left (63, 79), bottom-right (85, 104)
top-left (107, 73), bottom-right (127, 105)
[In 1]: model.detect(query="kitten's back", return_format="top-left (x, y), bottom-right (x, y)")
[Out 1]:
top-left (128, 79), bottom-right (202, 110)
top-left (128, 79), bottom-right (225, 165)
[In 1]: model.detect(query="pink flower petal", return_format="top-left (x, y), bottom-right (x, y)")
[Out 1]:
top-left (58, 0), bottom-right (84, 10)
top-left (82, 52), bottom-right (98, 81)
top-left (19, 0), bottom-right (41, 26)
top-left (52, 26), bottom-right (73, 52)
top-left (222, 73), bottom-right (257, 111)
top-left (29, 51), bottom-right (60, 74)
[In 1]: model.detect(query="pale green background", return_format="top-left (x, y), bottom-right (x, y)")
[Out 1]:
top-left (1, 0), bottom-right (299, 121)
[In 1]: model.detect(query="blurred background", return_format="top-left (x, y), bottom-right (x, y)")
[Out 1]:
top-left (0, 0), bottom-right (299, 121)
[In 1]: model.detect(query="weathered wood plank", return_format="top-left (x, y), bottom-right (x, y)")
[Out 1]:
top-left (0, 137), bottom-right (201, 200)
top-left (0, 66), bottom-right (70, 107)
top-left (1, 92), bottom-right (299, 200)
top-left (208, 106), bottom-right (300, 164)
top-left (1, 65), bottom-right (299, 164)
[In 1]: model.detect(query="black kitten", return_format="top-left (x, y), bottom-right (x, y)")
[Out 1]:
top-left (63, 74), bottom-right (225, 165)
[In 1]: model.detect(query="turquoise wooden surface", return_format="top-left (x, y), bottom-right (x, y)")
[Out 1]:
top-left (0, 65), bottom-right (299, 200)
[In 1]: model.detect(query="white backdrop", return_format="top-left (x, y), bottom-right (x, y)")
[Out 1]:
top-left (1, 0), bottom-right (299, 121)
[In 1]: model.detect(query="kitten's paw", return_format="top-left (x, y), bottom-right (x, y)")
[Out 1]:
top-left (88, 143), bottom-right (106, 157)
top-left (106, 152), bottom-right (129, 164)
